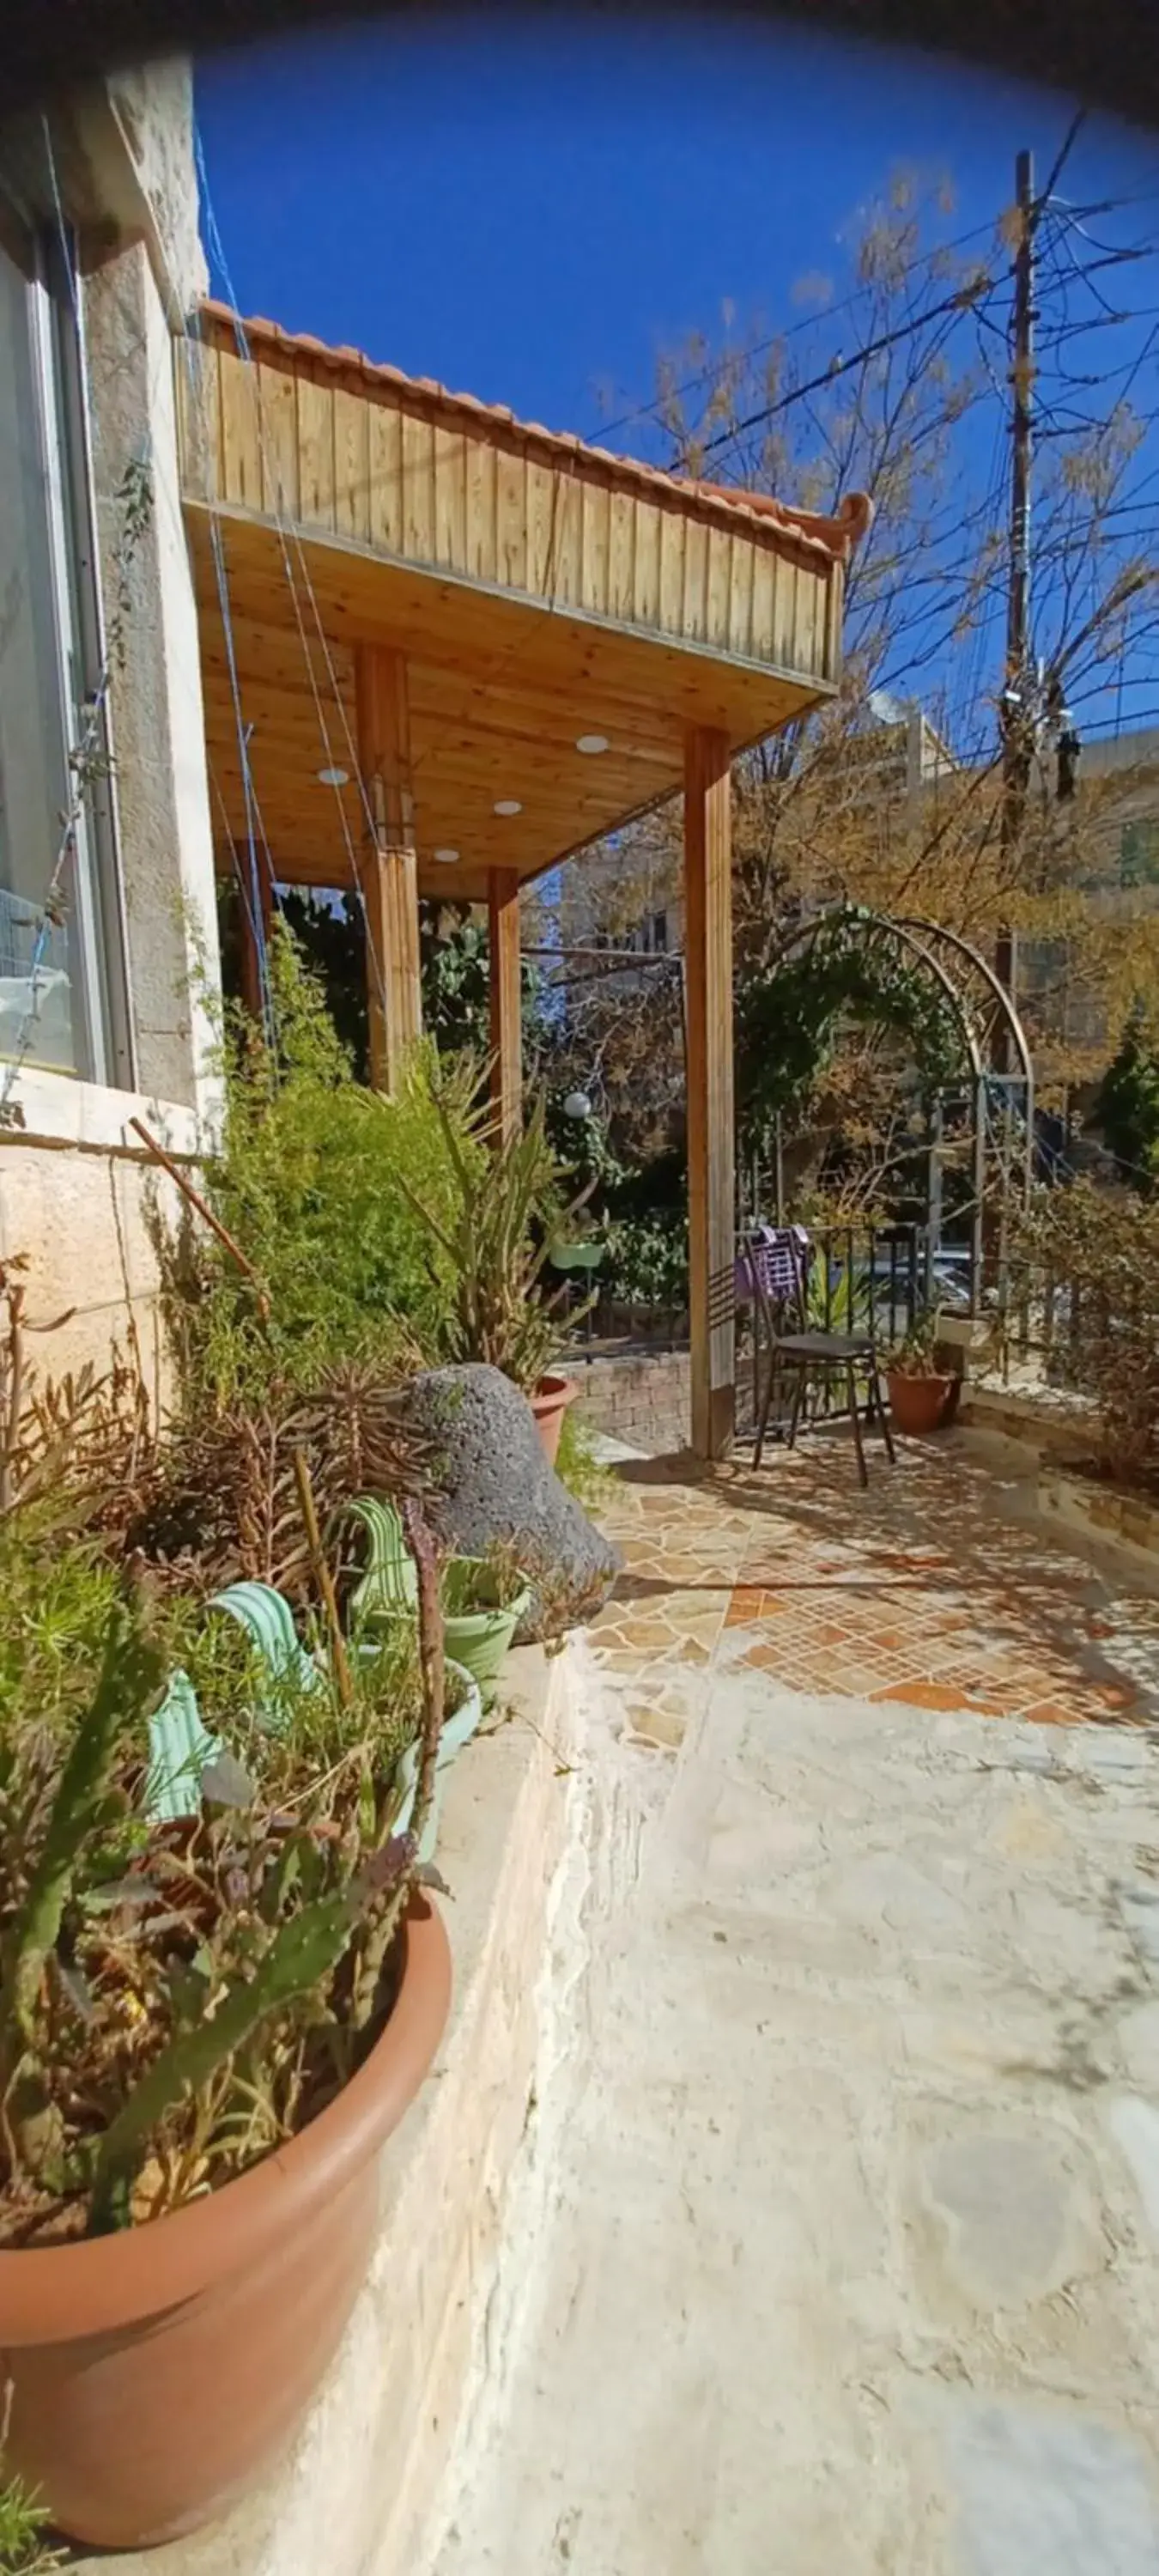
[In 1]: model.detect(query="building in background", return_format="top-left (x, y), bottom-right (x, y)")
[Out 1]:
top-left (1017, 721), bottom-right (1159, 1086)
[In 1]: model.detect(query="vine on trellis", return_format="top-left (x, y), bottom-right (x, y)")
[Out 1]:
top-left (736, 904), bottom-right (970, 1152)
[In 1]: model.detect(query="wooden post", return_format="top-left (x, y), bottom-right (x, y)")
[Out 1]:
top-left (488, 867), bottom-right (522, 1144)
top-left (237, 845), bottom-right (273, 1024)
top-left (684, 725), bottom-right (735, 1460)
top-left (355, 644), bottom-right (422, 1091)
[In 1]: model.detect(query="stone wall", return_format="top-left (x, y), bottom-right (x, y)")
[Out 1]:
top-left (0, 66), bottom-right (220, 1408)
top-left (105, 60), bottom-right (208, 318)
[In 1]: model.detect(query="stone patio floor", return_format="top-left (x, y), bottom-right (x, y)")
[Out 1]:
top-left (429, 1430), bottom-right (1159, 2574)
top-left (588, 1431), bottom-right (1159, 1742)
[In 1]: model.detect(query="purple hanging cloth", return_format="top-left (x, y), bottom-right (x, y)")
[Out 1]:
top-left (735, 1224), bottom-right (810, 1309)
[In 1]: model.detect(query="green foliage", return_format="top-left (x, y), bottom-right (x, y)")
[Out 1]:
top-left (440, 1553), bottom-right (529, 1619)
top-left (0, 1494), bottom-right (434, 2246)
top-left (0, 1516), bottom-right (122, 1757)
top-left (422, 909), bottom-right (541, 1061)
top-left (1016, 1180), bottom-right (1159, 1490)
top-left (1120, 818), bottom-right (1159, 890)
top-left (177, 925), bottom-right (476, 1403)
top-left (261, 894), bottom-right (542, 1077)
top-left (554, 1406), bottom-right (611, 1513)
top-left (88, 1860), bottom-right (395, 2235)
top-left (806, 1257), bottom-right (857, 1334)
top-left (0, 1224), bottom-right (446, 2252)
top-left (1095, 1017), bottom-right (1159, 1193)
top-left (736, 907), bottom-right (968, 1151)
top-left (601, 1210), bottom-right (689, 1309)
top-left (0, 2475), bottom-right (63, 2574)
top-left (0, 1602), bottom-right (164, 2056)
top-left (399, 1060), bottom-right (586, 1390)
top-left (887, 1309), bottom-right (944, 1377)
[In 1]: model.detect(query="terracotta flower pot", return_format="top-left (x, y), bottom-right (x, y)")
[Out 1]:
top-left (531, 1370), bottom-right (579, 1466)
top-left (0, 1894), bottom-right (452, 2551)
top-left (887, 1370), bottom-right (956, 1437)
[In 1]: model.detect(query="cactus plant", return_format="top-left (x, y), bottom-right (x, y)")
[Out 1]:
top-left (0, 1601), bottom-right (164, 2063)
top-left (0, 1455), bottom-right (447, 2250)
top-left (88, 1841), bottom-right (410, 2234)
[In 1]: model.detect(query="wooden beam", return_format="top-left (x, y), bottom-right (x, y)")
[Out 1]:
top-left (237, 844), bottom-right (273, 1024)
top-left (684, 725), bottom-right (735, 1461)
top-left (488, 867), bottom-right (522, 1144)
top-left (355, 644), bottom-right (422, 1091)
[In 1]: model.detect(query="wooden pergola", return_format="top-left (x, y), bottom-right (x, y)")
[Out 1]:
top-left (177, 302), bottom-right (868, 1458)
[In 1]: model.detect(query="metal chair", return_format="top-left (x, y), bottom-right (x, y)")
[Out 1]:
top-left (745, 1227), bottom-right (895, 1489)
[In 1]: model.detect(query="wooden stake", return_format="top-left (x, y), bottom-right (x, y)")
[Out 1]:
top-left (292, 1446), bottom-right (353, 1710)
top-left (488, 867), bottom-right (522, 1145)
top-left (128, 1117), bottom-right (271, 1326)
top-left (684, 725), bottom-right (735, 1461)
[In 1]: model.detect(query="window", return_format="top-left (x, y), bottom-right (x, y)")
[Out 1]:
top-left (1120, 817), bottom-right (1159, 890)
top-left (0, 209), bottom-right (119, 1082)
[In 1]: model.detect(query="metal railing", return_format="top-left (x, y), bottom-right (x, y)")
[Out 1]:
top-left (555, 1216), bottom-right (986, 1361)
top-left (737, 1221), bottom-right (938, 1435)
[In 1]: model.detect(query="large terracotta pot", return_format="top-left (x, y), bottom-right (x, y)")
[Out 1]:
top-left (531, 1370), bottom-right (580, 1466)
top-left (887, 1370), bottom-right (956, 1437)
top-left (0, 1895), bottom-right (452, 2550)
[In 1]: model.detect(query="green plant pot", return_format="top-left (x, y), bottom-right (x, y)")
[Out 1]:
top-left (440, 1560), bottom-right (531, 1705)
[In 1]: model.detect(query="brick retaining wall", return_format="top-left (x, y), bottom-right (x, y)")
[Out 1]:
top-left (573, 1349), bottom-right (691, 1455)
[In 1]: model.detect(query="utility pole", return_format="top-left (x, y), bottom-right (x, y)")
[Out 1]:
top-left (994, 147), bottom-right (1037, 1033)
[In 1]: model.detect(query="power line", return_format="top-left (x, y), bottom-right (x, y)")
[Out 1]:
top-left (690, 276), bottom-right (998, 464)
top-left (590, 212), bottom-right (1003, 454)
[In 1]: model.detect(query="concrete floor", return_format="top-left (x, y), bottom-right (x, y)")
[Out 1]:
top-left (428, 1443), bottom-right (1159, 2575)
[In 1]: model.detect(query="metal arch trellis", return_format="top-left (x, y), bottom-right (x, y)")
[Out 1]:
top-left (755, 903), bottom-right (1035, 1310)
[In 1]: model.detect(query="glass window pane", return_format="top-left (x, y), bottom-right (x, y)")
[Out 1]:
top-left (0, 223), bottom-right (79, 1073)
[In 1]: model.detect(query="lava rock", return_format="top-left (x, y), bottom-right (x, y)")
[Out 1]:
top-left (397, 1364), bottom-right (619, 1637)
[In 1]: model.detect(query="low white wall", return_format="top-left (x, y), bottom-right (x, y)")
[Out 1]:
top-left (0, 1078), bottom-right (203, 1416)
top-left (79, 1644), bottom-right (576, 2576)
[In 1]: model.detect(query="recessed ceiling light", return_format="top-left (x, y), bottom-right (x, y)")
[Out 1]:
top-left (316, 765), bottom-right (349, 788)
top-left (433, 847), bottom-right (460, 865)
top-left (576, 733), bottom-right (610, 756)
top-left (494, 798), bottom-right (523, 817)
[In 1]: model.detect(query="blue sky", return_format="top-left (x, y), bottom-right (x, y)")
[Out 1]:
top-left (195, 15), bottom-right (1159, 738)
top-left (195, 11), bottom-right (1155, 447)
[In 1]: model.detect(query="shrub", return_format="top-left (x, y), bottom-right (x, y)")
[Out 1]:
top-left (1015, 1179), bottom-right (1159, 1489)
top-left (601, 1210), bottom-right (689, 1310)
top-left (397, 1060), bottom-right (588, 1390)
top-left (169, 927), bottom-right (479, 1406)
top-left (1095, 1018), bottom-right (1159, 1194)
top-left (554, 1405), bottom-right (610, 1513)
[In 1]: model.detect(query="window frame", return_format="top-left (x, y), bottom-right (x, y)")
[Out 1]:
top-left (0, 202), bottom-right (131, 1091)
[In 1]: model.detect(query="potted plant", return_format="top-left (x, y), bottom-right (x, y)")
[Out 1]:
top-left (0, 1503), bottom-right (452, 2552)
top-left (885, 1310), bottom-right (956, 1436)
top-left (440, 1549), bottom-right (532, 1706)
top-left (399, 1066), bottom-right (593, 1463)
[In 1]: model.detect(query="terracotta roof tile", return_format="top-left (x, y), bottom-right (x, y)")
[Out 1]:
top-left (194, 300), bottom-right (872, 568)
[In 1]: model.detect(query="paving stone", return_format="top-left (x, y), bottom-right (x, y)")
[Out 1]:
top-left (949, 2401), bottom-right (1159, 2576)
top-left (1106, 2095), bottom-right (1159, 2239)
